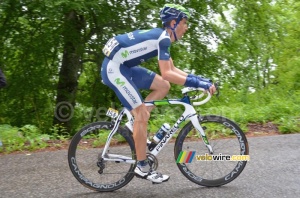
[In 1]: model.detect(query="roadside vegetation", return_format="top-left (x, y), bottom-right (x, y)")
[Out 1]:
top-left (0, 0), bottom-right (299, 154)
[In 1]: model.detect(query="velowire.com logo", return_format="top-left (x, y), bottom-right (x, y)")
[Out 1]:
top-left (177, 151), bottom-right (250, 163)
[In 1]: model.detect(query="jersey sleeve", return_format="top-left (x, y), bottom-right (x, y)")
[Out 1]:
top-left (157, 38), bottom-right (171, 60)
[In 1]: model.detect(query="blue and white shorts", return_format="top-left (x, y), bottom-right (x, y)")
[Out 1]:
top-left (101, 57), bottom-right (156, 111)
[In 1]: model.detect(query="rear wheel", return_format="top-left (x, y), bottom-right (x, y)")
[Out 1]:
top-left (175, 115), bottom-right (249, 187)
top-left (68, 122), bottom-right (136, 192)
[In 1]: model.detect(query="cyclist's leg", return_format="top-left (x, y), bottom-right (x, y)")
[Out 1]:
top-left (130, 66), bottom-right (170, 183)
top-left (131, 66), bottom-right (170, 112)
top-left (131, 106), bottom-right (170, 184)
top-left (102, 62), bottom-right (169, 183)
top-left (101, 58), bottom-right (149, 161)
top-left (131, 104), bottom-right (149, 161)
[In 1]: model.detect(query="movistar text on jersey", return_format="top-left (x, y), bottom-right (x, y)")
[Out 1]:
top-left (122, 86), bottom-right (138, 104)
top-left (129, 47), bottom-right (147, 54)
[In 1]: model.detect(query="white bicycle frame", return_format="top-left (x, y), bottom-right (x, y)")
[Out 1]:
top-left (101, 87), bottom-right (213, 164)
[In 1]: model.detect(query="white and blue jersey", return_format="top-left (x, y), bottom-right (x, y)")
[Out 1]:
top-left (101, 28), bottom-right (172, 110)
top-left (102, 28), bottom-right (171, 67)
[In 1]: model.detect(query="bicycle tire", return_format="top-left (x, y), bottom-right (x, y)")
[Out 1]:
top-left (68, 121), bottom-right (136, 192)
top-left (174, 115), bottom-right (249, 187)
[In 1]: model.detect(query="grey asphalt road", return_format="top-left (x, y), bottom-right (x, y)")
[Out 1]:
top-left (0, 134), bottom-right (299, 198)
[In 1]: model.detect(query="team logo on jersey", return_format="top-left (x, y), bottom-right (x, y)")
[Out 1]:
top-left (114, 78), bottom-right (125, 86)
top-left (114, 78), bottom-right (138, 104)
top-left (108, 68), bottom-right (114, 73)
top-left (127, 32), bottom-right (135, 40)
top-left (121, 47), bottom-right (148, 59)
top-left (121, 50), bottom-right (130, 58)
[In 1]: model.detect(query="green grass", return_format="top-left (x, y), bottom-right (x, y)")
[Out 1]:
top-left (0, 124), bottom-right (70, 154)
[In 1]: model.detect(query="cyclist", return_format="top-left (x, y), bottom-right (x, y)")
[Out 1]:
top-left (101, 4), bottom-right (216, 184)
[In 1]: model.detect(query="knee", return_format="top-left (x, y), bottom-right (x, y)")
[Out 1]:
top-left (133, 104), bottom-right (150, 122)
top-left (161, 80), bottom-right (171, 93)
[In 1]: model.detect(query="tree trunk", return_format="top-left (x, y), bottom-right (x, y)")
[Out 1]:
top-left (53, 10), bottom-right (84, 133)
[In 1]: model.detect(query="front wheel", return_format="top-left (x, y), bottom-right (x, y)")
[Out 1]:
top-left (174, 115), bottom-right (249, 187)
top-left (68, 121), bottom-right (136, 192)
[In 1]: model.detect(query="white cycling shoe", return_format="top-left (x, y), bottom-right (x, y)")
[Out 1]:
top-left (134, 165), bottom-right (170, 184)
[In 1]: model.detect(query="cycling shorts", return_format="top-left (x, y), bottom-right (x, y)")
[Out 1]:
top-left (101, 57), bottom-right (156, 111)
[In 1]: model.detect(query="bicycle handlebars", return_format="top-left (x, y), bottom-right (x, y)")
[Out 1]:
top-left (181, 82), bottom-right (220, 106)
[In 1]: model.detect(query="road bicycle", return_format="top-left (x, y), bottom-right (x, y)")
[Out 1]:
top-left (68, 86), bottom-right (249, 192)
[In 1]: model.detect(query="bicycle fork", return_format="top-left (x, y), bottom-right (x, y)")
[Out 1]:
top-left (190, 115), bottom-right (214, 154)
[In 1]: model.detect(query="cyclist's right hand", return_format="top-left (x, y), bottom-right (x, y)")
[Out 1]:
top-left (187, 74), bottom-right (216, 95)
top-left (184, 75), bottom-right (213, 92)
top-left (188, 74), bottom-right (212, 83)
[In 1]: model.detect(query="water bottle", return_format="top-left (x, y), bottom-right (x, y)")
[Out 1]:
top-left (148, 123), bottom-right (170, 151)
top-left (153, 123), bottom-right (170, 143)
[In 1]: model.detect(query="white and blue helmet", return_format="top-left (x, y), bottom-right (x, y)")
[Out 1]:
top-left (160, 4), bottom-right (190, 26)
top-left (159, 4), bottom-right (190, 41)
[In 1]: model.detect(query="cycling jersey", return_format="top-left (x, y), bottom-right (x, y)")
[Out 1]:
top-left (102, 28), bottom-right (171, 67)
top-left (101, 28), bottom-right (171, 111)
